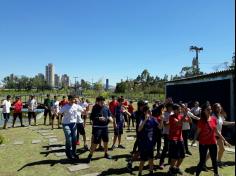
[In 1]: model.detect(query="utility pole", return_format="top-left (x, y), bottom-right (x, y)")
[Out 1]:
top-left (190, 46), bottom-right (203, 74)
top-left (74, 76), bottom-right (78, 94)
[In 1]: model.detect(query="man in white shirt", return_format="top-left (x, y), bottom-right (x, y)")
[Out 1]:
top-left (27, 95), bottom-right (38, 126)
top-left (51, 96), bottom-right (60, 129)
top-left (58, 95), bottom-right (79, 160)
top-left (2, 95), bottom-right (11, 129)
top-left (75, 98), bottom-right (88, 150)
top-left (79, 97), bottom-right (89, 127)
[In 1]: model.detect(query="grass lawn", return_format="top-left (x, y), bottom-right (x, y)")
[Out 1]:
top-left (0, 117), bottom-right (235, 176)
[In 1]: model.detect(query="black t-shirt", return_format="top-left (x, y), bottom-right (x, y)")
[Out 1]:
top-left (90, 104), bottom-right (111, 127)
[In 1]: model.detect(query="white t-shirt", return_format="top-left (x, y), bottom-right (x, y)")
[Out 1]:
top-left (212, 114), bottom-right (224, 132)
top-left (76, 104), bottom-right (85, 124)
top-left (162, 111), bottom-right (173, 134)
top-left (59, 103), bottom-right (79, 124)
top-left (52, 100), bottom-right (60, 114)
top-left (2, 100), bottom-right (11, 113)
top-left (79, 101), bottom-right (88, 115)
top-left (28, 99), bottom-right (38, 112)
top-left (191, 107), bottom-right (201, 116)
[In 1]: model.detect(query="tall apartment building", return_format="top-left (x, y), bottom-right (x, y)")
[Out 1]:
top-left (45, 63), bottom-right (55, 87)
top-left (61, 74), bottom-right (70, 87)
top-left (54, 74), bottom-right (60, 88)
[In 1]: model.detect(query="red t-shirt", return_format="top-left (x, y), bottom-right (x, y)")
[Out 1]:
top-left (59, 100), bottom-right (68, 107)
top-left (122, 101), bottom-right (128, 107)
top-left (128, 104), bottom-right (134, 114)
top-left (13, 100), bottom-right (23, 113)
top-left (109, 100), bottom-right (118, 115)
top-left (169, 114), bottom-right (183, 141)
top-left (197, 117), bottom-right (217, 145)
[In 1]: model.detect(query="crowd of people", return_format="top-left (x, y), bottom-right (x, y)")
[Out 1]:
top-left (0, 94), bottom-right (235, 176)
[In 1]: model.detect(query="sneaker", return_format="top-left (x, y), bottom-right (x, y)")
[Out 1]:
top-left (127, 161), bottom-right (132, 172)
top-left (118, 144), bottom-right (125, 149)
top-left (186, 150), bottom-right (192, 155)
top-left (87, 154), bottom-right (92, 163)
top-left (76, 141), bottom-right (80, 145)
top-left (202, 165), bottom-right (208, 171)
top-left (104, 153), bottom-right (112, 159)
top-left (217, 161), bottom-right (223, 168)
top-left (175, 168), bottom-right (183, 175)
top-left (159, 164), bottom-right (164, 170)
top-left (73, 155), bottom-right (79, 160)
top-left (111, 145), bottom-right (116, 150)
top-left (84, 144), bottom-right (89, 151)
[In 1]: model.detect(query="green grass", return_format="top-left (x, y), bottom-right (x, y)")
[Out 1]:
top-left (0, 118), bottom-right (235, 176)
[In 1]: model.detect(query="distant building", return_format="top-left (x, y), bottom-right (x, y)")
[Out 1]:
top-left (105, 79), bottom-right (109, 90)
top-left (37, 73), bottom-right (45, 80)
top-left (45, 63), bottom-right (54, 87)
top-left (54, 74), bottom-right (60, 88)
top-left (61, 74), bottom-right (70, 87)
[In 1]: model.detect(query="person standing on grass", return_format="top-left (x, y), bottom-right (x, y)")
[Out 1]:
top-left (43, 94), bottom-right (52, 125)
top-left (168, 104), bottom-right (190, 175)
top-left (51, 96), bottom-right (60, 129)
top-left (87, 96), bottom-right (113, 163)
top-left (159, 103), bottom-right (173, 169)
top-left (138, 106), bottom-right (161, 176)
top-left (75, 98), bottom-right (89, 151)
top-left (109, 95), bottom-right (118, 117)
top-left (205, 103), bottom-right (235, 167)
top-left (127, 100), bottom-right (135, 130)
top-left (111, 97), bottom-right (131, 150)
top-left (180, 103), bottom-right (193, 156)
top-left (58, 95), bottom-right (79, 160)
top-left (79, 97), bottom-right (89, 127)
top-left (12, 96), bottom-right (24, 127)
top-left (2, 95), bottom-right (11, 129)
top-left (27, 95), bottom-right (38, 126)
top-left (59, 95), bottom-right (68, 125)
top-left (152, 103), bottom-right (164, 159)
top-left (190, 101), bottom-right (201, 139)
top-left (127, 100), bottom-right (147, 172)
top-left (121, 96), bottom-right (129, 128)
top-left (191, 103), bottom-right (230, 176)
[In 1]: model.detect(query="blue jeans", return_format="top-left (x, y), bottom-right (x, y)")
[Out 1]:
top-left (62, 123), bottom-right (77, 159)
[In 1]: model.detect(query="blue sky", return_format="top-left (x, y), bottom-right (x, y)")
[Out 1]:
top-left (0, 0), bottom-right (234, 86)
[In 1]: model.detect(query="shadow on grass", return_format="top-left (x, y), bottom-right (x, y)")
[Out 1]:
top-left (99, 165), bottom-right (168, 176)
top-left (17, 158), bottom-right (88, 171)
top-left (40, 147), bottom-right (88, 157)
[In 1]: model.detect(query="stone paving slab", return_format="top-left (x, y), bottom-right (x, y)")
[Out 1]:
top-left (67, 164), bottom-right (90, 172)
top-left (45, 136), bottom-right (57, 139)
top-left (0, 144), bottom-right (6, 147)
top-left (50, 146), bottom-right (65, 151)
top-left (32, 140), bottom-right (41, 144)
top-left (41, 133), bottom-right (54, 136)
top-left (225, 147), bottom-right (235, 153)
top-left (13, 141), bottom-right (24, 145)
top-left (126, 137), bottom-right (135, 141)
top-left (55, 152), bottom-right (66, 157)
top-left (49, 138), bottom-right (58, 143)
top-left (49, 142), bottom-right (63, 146)
top-left (83, 173), bottom-right (100, 176)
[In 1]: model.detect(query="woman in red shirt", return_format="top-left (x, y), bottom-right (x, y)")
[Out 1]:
top-left (12, 96), bottom-right (24, 127)
top-left (192, 103), bottom-right (230, 176)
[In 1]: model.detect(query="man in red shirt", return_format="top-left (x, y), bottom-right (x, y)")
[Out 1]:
top-left (12, 96), bottom-right (24, 127)
top-left (109, 96), bottom-right (118, 117)
top-left (168, 104), bottom-right (190, 175)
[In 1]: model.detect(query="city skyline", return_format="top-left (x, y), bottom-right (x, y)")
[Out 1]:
top-left (0, 0), bottom-right (234, 86)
